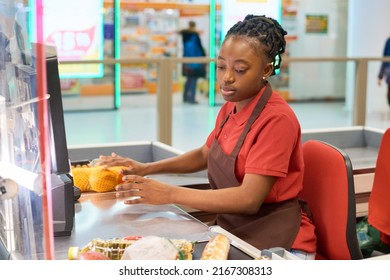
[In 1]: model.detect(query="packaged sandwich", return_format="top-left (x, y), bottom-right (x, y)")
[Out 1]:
top-left (68, 236), bottom-right (194, 260)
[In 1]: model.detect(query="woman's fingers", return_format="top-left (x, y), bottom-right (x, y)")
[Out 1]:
top-left (119, 175), bottom-right (144, 185)
top-left (115, 189), bottom-right (140, 197)
top-left (97, 153), bottom-right (127, 166)
top-left (120, 168), bottom-right (135, 175)
top-left (124, 197), bottom-right (143, 205)
top-left (116, 182), bottom-right (144, 204)
top-left (116, 175), bottom-right (172, 205)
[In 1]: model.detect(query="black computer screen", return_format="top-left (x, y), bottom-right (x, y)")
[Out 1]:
top-left (45, 47), bottom-right (71, 175)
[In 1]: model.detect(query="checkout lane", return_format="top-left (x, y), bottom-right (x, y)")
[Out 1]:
top-left (62, 134), bottom-right (376, 260)
top-left (55, 138), bottom-right (263, 260)
top-left (53, 190), bottom-right (261, 260)
top-left (54, 192), bottom-right (211, 260)
top-left (0, 141), bottom-right (261, 260)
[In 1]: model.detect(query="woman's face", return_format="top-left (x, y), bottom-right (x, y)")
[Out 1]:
top-left (217, 36), bottom-right (273, 110)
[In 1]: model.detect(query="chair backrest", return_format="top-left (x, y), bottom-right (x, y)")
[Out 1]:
top-left (368, 128), bottom-right (390, 236)
top-left (300, 140), bottom-right (363, 260)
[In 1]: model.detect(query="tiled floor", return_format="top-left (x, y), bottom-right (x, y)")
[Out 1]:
top-left (63, 92), bottom-right (390, 152)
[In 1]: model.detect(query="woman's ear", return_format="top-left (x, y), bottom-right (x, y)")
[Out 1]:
top-left (263, 63), bottom-right (274, 79)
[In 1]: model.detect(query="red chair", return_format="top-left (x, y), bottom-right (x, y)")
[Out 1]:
top-left (300, 140), bottom-right (363, 260)
top-left (368, 128), bottom-right (390, 246)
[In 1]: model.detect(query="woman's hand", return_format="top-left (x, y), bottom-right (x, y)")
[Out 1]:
top-left (96, 153), bottom-right (148, 176)
top-left (115, 175), bottom-right (175, 205)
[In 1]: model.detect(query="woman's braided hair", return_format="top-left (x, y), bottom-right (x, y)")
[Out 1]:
top-left (225, 14), bottom-right (287, 76)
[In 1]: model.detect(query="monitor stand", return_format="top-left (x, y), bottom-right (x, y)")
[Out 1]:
top-left (52, 174), bottom-right (75, 237)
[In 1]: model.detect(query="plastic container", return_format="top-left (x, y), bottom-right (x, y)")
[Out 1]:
top-left (68, 237), bottom-right (141, 260)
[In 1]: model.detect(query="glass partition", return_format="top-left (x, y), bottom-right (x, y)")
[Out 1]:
top-left (0, 1), bottom-right (74, 260)
top-left (0, 1), bottom-right (47, 260)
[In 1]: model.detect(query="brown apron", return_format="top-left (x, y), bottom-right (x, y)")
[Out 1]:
top-left (207, 83), bottom-right (301, 250)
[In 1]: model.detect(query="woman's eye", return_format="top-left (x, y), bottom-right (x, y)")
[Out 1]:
top-left (216, 65), bottom-right (225, 70)
top-left (235, 68), bottom-right (246, 73)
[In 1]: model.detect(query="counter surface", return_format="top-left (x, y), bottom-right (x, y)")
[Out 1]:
top-left (54, 192), bottom-right (212, 260)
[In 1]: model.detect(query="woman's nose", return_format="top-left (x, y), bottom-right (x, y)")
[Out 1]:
top-left (223, 70), bottom-right (234, 83)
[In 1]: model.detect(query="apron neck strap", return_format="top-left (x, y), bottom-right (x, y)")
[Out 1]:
top-left (231, 83), bottom-right (272, 157)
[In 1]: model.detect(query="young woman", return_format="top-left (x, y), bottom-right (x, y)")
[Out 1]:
top-left (97, 15), bottom-right (317, 259)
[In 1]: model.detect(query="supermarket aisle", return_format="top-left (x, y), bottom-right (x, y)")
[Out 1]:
top-left (63, 92), bottom-right (390, 152)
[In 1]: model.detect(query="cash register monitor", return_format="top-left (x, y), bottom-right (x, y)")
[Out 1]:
top-left (46, 48), bottom-right (71, 175)
top-left (33, 44), bottom-right (71, 175)
top-left (31, 44), bottom-right (75, 236)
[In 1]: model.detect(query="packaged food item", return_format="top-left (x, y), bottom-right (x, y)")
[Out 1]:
top-left (68, 236), bottom-right (194, 260)
top-left (68, 238), bottom-right (138, 260)
top-left (170, 239), bottom-right (194, 260)
top-left (71, 166), bottom-right (124, 192)
top-left (200, 234), bottom-right (230, 260)
top-left (120, 236), bottom-right (179, 260)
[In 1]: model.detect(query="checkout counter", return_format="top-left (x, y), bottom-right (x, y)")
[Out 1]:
top-left (58, 141), bottom-right (262, 260)
top-left (1, 141), bottom-right (274, 260)
top-left (2, 128), bottom-right (387, 260)
top-left (53, 192), bottom-right (260, 260)
top-left (301, 126), bottom-right (384, 217)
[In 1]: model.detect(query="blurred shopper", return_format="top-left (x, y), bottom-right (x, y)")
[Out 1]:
top-left (378, 37), bottom-right (390, 107)
top-left (98, 15), bottom-right (316, 259)
top-left (179, 21), bottom-right (206, 104)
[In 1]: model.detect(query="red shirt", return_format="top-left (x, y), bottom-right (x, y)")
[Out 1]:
top-left (206, 89), bottom-right (317, 253)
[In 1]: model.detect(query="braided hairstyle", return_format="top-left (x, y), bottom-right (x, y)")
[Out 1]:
top-left (225, 14), bottom-right (287, 76)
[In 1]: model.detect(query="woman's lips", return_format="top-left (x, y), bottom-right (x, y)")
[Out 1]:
top-left (220, 87), bottom-right (236, 95)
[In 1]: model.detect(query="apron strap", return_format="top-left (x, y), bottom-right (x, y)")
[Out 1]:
top-left (231, 83), bottom-right (272, 158)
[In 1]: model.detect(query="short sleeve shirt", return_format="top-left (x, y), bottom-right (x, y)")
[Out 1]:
top-left (206, 89), bottom-right (316, 252)
top-left (206, 90), bottom-right (303, 202)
